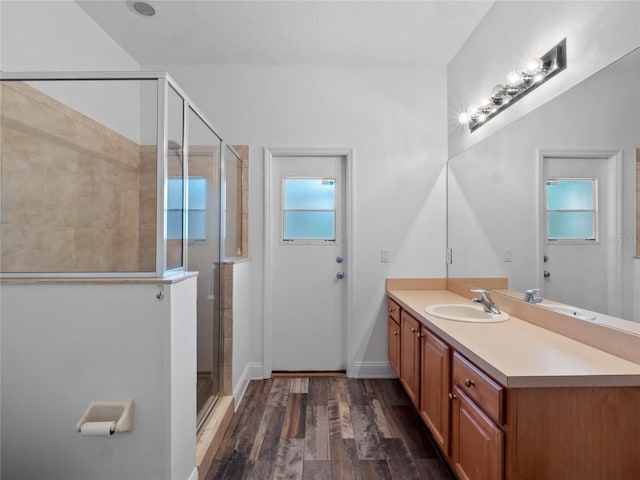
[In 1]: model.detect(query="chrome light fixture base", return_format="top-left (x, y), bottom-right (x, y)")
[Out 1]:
top-left (464, 38), bottom-right (567, 132)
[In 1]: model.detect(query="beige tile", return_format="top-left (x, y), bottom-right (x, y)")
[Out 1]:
top-left (138, 190), bottom-right (157, 229)
top-left (222, 366), bottom-right (232, 395)
top-left (43, 227), bottom-right (75, 271)
top-left (138, 227), bottom-right (157, 272)
top-left (223, 308), bottom-right (233, 338)
top-left (119, 188), bottom-right (140, 228)
top-left (223, 337), bottom-right (233, 367)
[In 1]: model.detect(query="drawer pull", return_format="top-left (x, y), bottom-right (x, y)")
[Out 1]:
top-left (448, 393), bottom-right (457, 400)
top-left (393, 330), bottom-right (399, 336)
top-left (411, 327), bottom-right (417, 333)
top-left (464, 378), bottom-right (475, 388)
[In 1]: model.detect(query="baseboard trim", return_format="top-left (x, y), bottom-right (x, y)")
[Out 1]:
top-left (187, 467), bottom-right (198, 480)
top-left (350, 361), bottom-right (397, 378)
top-left (233, 362), bottom-right (265, 410)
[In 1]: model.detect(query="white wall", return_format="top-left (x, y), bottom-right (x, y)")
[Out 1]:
top-left (1, 280), bottom-right (197, 480)
top-left (448, 1), bottom-right (640, 157)
top-left (150, 64), bottom-right (448, 382)
top-left (0, 1), bottom-right (144, 143)
top-left (232, 260), bottom-right (252, 405)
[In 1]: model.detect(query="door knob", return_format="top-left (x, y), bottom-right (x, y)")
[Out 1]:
top-left (336, 272), bottom-right (345, 279)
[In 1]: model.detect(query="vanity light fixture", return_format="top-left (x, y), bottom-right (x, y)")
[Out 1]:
top-left (459, 38), bottom-right (567, 132)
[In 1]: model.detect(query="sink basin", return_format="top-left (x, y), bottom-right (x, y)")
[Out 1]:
top-left (424, 304), bottom-right (509, 323)
top-left (540, 304), bottom-right (596, 321)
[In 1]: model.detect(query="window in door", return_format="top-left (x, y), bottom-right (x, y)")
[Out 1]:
top-left (545, 178), bottom-right (598, 242)
top-left (281, 177), bottom-right (336, 243)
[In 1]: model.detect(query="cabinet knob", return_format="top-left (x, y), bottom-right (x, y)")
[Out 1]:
top-left (464, 378), bottom-right (475, 388)
top-left (411, 327), bottom-right (417, 333)
top-left (448, 393), bottom-right (457, 400)
top-left (393, 331), bottom-right (399, 336)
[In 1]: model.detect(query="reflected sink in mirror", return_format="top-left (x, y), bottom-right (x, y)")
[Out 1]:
top-left (425, 304), bottom-right (510, 323)
top-left (540, 303), bottom-right (596, 321)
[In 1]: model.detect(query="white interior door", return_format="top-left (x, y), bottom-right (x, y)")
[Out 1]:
top-left (270, 154), bottom-right (346, 371)
top-left (542, 155), bottom-right (617, 313)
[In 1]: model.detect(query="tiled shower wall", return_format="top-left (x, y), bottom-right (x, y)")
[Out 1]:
top-left (0, 81), bottom-right (156, 273)
top-left (636, 148), bottom-right (639, 258)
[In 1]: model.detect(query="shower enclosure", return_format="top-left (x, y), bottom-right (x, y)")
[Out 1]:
top-left (0, 72), bottom-right (237, 430)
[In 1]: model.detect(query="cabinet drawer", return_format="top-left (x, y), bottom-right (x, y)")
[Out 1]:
top-left (453, 352), bottom-right (505, 424)
top-left (388, 298), bottom-right (401, 322)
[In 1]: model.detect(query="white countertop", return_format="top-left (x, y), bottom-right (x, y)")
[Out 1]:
top-left (388, 288), bottom-right (640, 388)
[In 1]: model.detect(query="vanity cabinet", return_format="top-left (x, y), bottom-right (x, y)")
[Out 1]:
top-left (391, 298), bottom-right (506, 480)
top-left (399, 310), bottom-right (421, 408)
top-left (387, 290), bottom-right (640, 479)
top-left (450, 352), bottom-right (504, 480)
top-left (451, 386), bottom-right (504, 480)
top-left (387, 299), bottom-right (401, 376)
top-left (419, 326), bottom-right (450, 454)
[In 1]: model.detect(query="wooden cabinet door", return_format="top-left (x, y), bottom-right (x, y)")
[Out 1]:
top-left (451, 386), bottom-right (503, 480)
top-left (419, 327), bottom-right (451, 455)
top-left (388, 317), bottom-right (401, 376)
top-left (400, 311), bottom-right (420, 408)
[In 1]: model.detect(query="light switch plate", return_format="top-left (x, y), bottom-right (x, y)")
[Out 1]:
top-left (381, 249), bottom-right (390, 263)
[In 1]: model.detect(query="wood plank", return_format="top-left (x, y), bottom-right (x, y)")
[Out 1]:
top-left (327, 391), bottom-right (354, 439)
top-left (370, 398), bottom-right (392, 439)
top-left (391, 405), bottom-right (439, 460)
top-left (301, 460), bottom-right (331, 480)
top-left (258, 406), bottom-right (287, 461)
top-left (382, 438), bottom-right (421, 480)
top-left (304, 405), bottom-right (329, 461)
top-left (268, 378), bottom-right (291, 407)
top-left (273, 438), bottom-right (305, 480)
top-left (330, 437), bottom-right (361, 480)
top-left (350, 405), bottom-right (385, 460)
top-left (307, 377), bottom-right (328, 406)
top-left (414, 458), bottom-right (454, 480)
top-left (346, 378), bottom-right (366, 405)
top-left (282, 393), bottom-right (307, 439)
top-left (290, 378), bottom-right (310, 393)
top-left (359, 460), bottom-right (393, 480)
top-left (243, 460), bottom-right (276, 480)
top-left (249, 406), bottom-right (273, 461)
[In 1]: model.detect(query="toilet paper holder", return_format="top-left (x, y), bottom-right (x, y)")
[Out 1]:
top-left (76, 400), bottom-right (133, 435)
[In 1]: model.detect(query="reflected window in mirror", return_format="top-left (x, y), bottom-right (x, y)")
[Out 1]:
top-left (545, 178), bottom-right (598, 242)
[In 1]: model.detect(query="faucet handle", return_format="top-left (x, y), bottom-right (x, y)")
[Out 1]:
top-left (525, 288), bottom-right (540, 295)
top-left (470, 288), bottom-right (490, 298)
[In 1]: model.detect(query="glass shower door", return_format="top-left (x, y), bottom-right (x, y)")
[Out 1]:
top-left (186, 107), bottom-right (222, 429)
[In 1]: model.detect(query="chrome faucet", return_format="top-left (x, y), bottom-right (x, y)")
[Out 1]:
top-left (523, 288), bottom-right (543, 304)
top-left (471, 289), bottom-right (501, 315)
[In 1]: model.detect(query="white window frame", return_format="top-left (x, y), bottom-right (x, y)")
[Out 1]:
top-left (545, 177), bottom-right (599, 244)
top-left (280, 176), bottom-right (338, 245)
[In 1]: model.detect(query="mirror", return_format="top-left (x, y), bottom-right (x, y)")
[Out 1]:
top-left (447, 47), bottom-right (640, 324)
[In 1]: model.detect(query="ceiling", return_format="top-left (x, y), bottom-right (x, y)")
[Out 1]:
top-left (76, 0), bottom-right (494, 67)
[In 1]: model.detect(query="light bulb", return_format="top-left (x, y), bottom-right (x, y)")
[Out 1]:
top-left (507, 71), bottom-right (522, 86)
top-left (479, 97), bottom-right (491, 108)
top-left (524, 57), bottom-right (543, 75)
top-left (478, 113), bottom-right (487, 123)
top-left (467, 105), bottom-right (479, 117)
top-left (491, 84), bottom-right (505, 99)
top-left (533, 72), bottom-right (544, 83)
top-left (458, 112), bottom-right (471, 124)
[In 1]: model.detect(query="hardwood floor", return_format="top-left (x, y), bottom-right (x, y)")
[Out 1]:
top-left (204, 378), bottom-right (454, 480)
